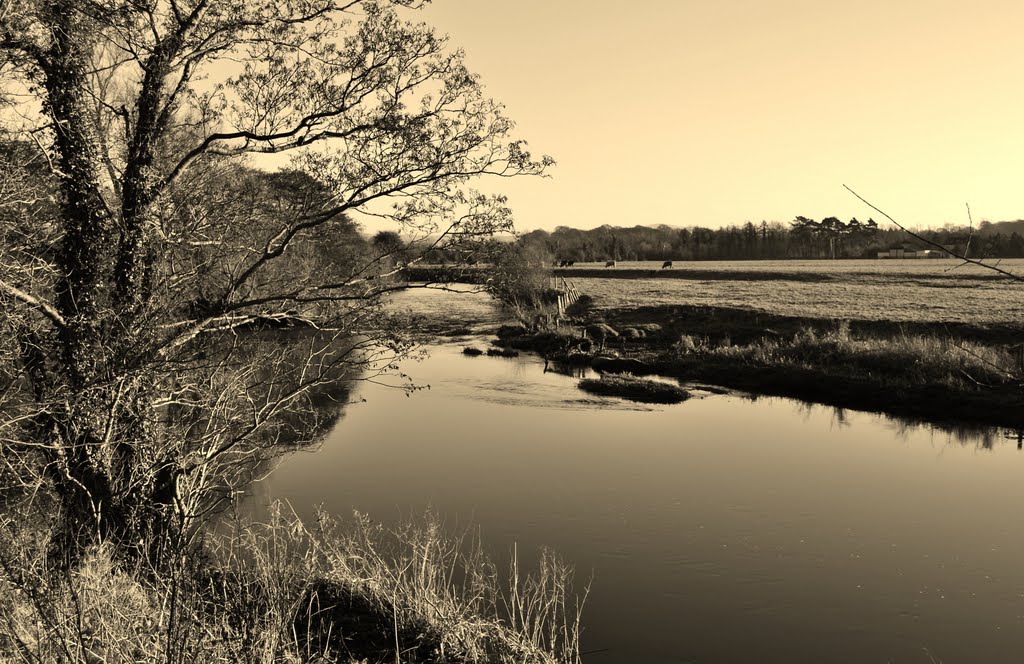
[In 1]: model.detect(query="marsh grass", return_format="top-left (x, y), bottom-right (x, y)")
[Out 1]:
top-left (0, 505), bottom-right (586, 663)
top-left (673, 323), bottom-right (1017, 390)
top-left (305, 509), bottom-right (587, 663)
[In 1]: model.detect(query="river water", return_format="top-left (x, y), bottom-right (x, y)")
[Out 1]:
top-left (246, 288), bottom-right (1024, 663)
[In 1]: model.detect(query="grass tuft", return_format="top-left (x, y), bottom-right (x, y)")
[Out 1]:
top-left (578, 373), bottom-right (689, 404)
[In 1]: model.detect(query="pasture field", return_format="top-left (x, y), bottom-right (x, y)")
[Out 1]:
top-left (562, 259), bottom-right (1024, 326)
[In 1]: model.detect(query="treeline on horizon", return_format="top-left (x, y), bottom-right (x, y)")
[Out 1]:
top-left (434, 218), bottom-right (1024, 263)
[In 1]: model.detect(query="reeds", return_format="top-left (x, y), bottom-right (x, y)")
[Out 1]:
top-left (307, 508), bottom-right (586, 663)
top-left (0, 505), bottom-right (586, 663)
top-left (672, 323), bottom-right (1017, 389)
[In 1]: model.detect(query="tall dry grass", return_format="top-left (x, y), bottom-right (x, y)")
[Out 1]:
top-left (672, 322), bottom-right (1018, 389)
top-left (0, 504), bottom-right (587, 663)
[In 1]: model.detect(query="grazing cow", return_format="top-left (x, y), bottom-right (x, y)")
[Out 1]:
top-left (605, 260), bottom-right (616, 268)
top-left (662, 260), bottom-right (673, 269)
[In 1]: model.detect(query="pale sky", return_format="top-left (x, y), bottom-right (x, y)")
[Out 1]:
top-left (416, 1), bottom-right (1024, 231)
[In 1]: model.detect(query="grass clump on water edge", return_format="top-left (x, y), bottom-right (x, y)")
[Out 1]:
top-left (0, 503), bottom-right (587, 663)
top-left (578, 373), bottom-right (689, 404)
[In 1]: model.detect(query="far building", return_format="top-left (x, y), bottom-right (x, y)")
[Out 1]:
top-left (877, 244), bottom-right (945, 259)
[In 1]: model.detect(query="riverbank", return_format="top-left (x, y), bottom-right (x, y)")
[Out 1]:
top-left (0, 505), bottom-right (583, 663)
top-left (495, 302), bottom-right (1024, 430)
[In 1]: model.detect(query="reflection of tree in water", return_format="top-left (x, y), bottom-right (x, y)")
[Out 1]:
top-left (869, 412), bottom-right (1001, 449)
top-left (738, 394), bottom-right (1003, 449)
top-left (544, 361), bottom-right (591, 380)
top-left (172, 328), bottom-right (408, 525)
top-left (1004, 428), bottom-right (1024, 449)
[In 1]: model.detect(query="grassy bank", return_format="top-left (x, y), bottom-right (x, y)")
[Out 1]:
top-left (652, 325), bottom-right (1023, 428)
top-left (496, 304), bottom-right (1024, 429)
top-left (0, 506), bottom-right (585, 664)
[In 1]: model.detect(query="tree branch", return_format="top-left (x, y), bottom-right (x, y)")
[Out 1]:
top-left (0, 279), bottom-right (66, 328)
top-left (844, 185), bottom-right (1024, 282)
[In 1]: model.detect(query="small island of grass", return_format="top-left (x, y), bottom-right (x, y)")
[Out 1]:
top-left (579, 373), bottom-right (690, 404)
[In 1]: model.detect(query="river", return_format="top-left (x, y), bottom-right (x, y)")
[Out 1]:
top-left (245, 288), bottom-right (1024, 663)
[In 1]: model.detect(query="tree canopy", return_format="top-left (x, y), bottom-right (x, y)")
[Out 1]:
top-left (0, 0), bottom-right (550, 563)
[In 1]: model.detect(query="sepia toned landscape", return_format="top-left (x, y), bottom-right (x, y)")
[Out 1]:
top-left (2, 1), bottom-right (1024, 663)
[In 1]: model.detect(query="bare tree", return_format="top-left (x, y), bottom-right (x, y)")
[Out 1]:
top-left (0, 0), bottom-right (551, 564)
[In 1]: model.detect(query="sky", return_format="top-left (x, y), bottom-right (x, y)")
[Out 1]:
top-left (412, 0), bottom-right (1024, 231)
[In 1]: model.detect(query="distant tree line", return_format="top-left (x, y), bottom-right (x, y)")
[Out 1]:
top-left (425, 218), bottom-right (1024, 263)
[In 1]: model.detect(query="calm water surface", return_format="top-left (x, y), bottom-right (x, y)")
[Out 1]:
top-left (247, 289), bottom-right (1024, 663)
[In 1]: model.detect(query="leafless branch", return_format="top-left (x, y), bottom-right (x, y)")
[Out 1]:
top-left (0, 279), bottom-right (65, 328)
top-left (844, 185), bottom-right (1023, 282)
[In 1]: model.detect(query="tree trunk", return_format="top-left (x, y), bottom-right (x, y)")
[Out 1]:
top-left (42, 9), bottom-right (116, 389)
top-left (30, 8), bottom-right (181, 566)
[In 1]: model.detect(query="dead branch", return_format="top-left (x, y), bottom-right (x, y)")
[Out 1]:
top-left (844, 185), bottom-right (1023, 282)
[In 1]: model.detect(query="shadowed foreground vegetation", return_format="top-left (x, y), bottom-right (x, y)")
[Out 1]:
top-left (0, 505), bottom-right (585, 664)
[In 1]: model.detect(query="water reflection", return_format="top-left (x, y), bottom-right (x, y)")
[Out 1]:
top-left (745, 394), bottom-right (1011, 451)
top-left (544, 359), bottom-right (593, 379)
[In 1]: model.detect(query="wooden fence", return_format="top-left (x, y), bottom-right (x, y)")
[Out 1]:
top-left (552, 277), bottom-right (581, 314)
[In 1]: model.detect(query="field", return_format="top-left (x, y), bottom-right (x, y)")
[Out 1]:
top-left (558, 259), bottom-right (1024, 326)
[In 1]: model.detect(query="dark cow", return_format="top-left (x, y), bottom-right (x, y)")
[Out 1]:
top-left (662, 260), bottom-right (673, 269)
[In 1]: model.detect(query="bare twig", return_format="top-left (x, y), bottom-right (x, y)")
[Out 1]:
top-left (844, 185), bottom-right (1024, 282)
